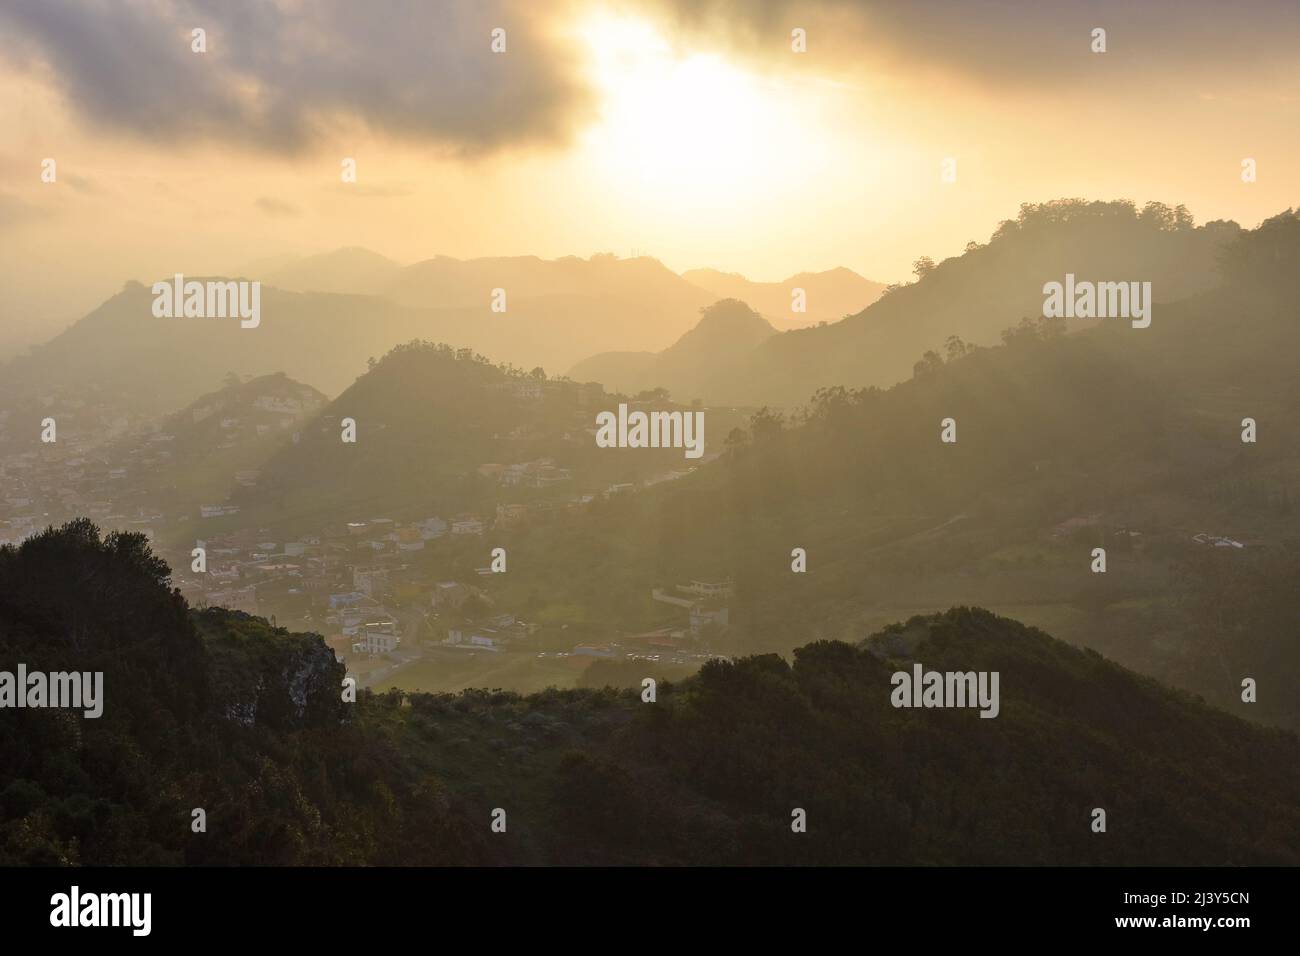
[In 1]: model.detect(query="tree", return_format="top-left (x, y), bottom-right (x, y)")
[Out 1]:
top-left (912, 256), bottom-right (936, 280)
top-left (943, 335), bottom-right (970, 362)
top-left (749, 407), bottom-right (785, 442)
top-left (724, 426), bottom-right (750, 454)
top-left (912, 350), bottom-right (944, 378)
top-left (1139, 201), bottom-right (1175, 231)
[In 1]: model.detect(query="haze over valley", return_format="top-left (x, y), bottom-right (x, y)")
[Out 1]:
top-left (2, 0), bottom-right (1298, 871)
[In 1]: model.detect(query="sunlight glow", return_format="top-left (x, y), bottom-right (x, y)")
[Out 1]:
top-left (575, 15), bottom-right (833, 211)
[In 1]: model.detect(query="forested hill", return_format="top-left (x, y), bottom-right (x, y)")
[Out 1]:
top-left (0, 520), bottom-right (488, 865)
top-left (229, 339), bottom-right (741, 535)
top-left (573, 199), bottom-right (1243, 407)
top-left (480, 211), bottom-right (1300, 730)
top-left (1, 522), bottom-right (1296, 865)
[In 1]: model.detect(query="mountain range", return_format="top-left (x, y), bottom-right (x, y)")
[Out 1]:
top-left (0, 251), bottom-right (880, 437)
top-left (681, 266), bottom-right (886, 330)
top-left (568, 200), bottom-right (1243, 406)
top-left (3, 200), bottom-right (1298, 732)
top-left (462, 207), bottom-right (1300, 729)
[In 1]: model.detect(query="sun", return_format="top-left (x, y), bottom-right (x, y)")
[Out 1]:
top-left (573, 14), bottom-right (830, 211)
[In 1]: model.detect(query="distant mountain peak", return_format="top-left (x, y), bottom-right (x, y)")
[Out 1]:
top-left (680, 266), bottom-right (887, 331)
top-left (678, 298), bottom-right (776, 342)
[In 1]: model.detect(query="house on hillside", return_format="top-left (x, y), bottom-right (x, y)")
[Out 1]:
top-left (445, 628), bottom-right (502, 650)
top-left (354, 620), bottom-right (400, 656)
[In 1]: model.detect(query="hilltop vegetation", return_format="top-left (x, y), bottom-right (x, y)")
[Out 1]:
top-left (0, 521), bottom-right (488, 865)
top-left (1, 523), bottom-right (1296, 865)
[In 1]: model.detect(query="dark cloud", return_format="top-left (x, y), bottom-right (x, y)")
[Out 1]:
top-left (0, 0), bottom-right (593, 154)
top-left (625, 0), bottom-right (1300, 87)
top-left (4, 0), bottom-right (1293, 159)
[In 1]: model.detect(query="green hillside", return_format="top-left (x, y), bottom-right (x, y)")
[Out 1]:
top-left (226, 340), bottom-right (748, 536)
top-left (93, 372), bottom-right (327, 514)
top-left (1, 523), bottom-right (1295, 865)
top-left (475, 211), bottom-right (1300, 728)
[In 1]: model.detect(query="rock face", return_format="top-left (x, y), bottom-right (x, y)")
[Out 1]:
top-left (195, 607), bottom-right (345, 731)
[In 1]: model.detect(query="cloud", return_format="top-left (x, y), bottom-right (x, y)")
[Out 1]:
top-left (0, 0), bottom-right (594, 155)
top-left (621, 0), bottom-right (1300, 88)
top-left (6, 0), bottom-right (1291, 165)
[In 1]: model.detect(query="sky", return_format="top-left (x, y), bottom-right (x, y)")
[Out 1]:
top-left (1, 0), bottom-right (1298, 352)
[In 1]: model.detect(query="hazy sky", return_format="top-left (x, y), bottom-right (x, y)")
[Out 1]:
top-left (1, 0), bottom-right (1297, 352)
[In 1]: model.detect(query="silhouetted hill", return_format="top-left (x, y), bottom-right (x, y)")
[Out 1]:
top-left (382, 253), bottom-right (716, 366)
top-left (569, 298), bottom-right (777, 397)
top-left (229, 341), bottom-right (741, 535)
top-left (527, 607), bottom-right (1300, 865)
top-left (0, 520), bottom-right (488, 865)
top-left (605, 200), bottom-right (1243, 406)
top-left (263, 247), bottom-right (403, 295)
top-left (0, 282), bottom-right (436, 432)
top-left (94, 373), bottom-right (327, 513)
top-left (0, 253), bottom-right (719, 435)
top-left (682, 266), bottom-right (886, 329)
top-left (486, 213), bottom-right (1300, 729)
top-left (2, 525), bottom-right (1295, 864)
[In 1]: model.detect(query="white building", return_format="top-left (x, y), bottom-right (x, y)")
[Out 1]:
top-left (355, 621), bottom-right (400, 656)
